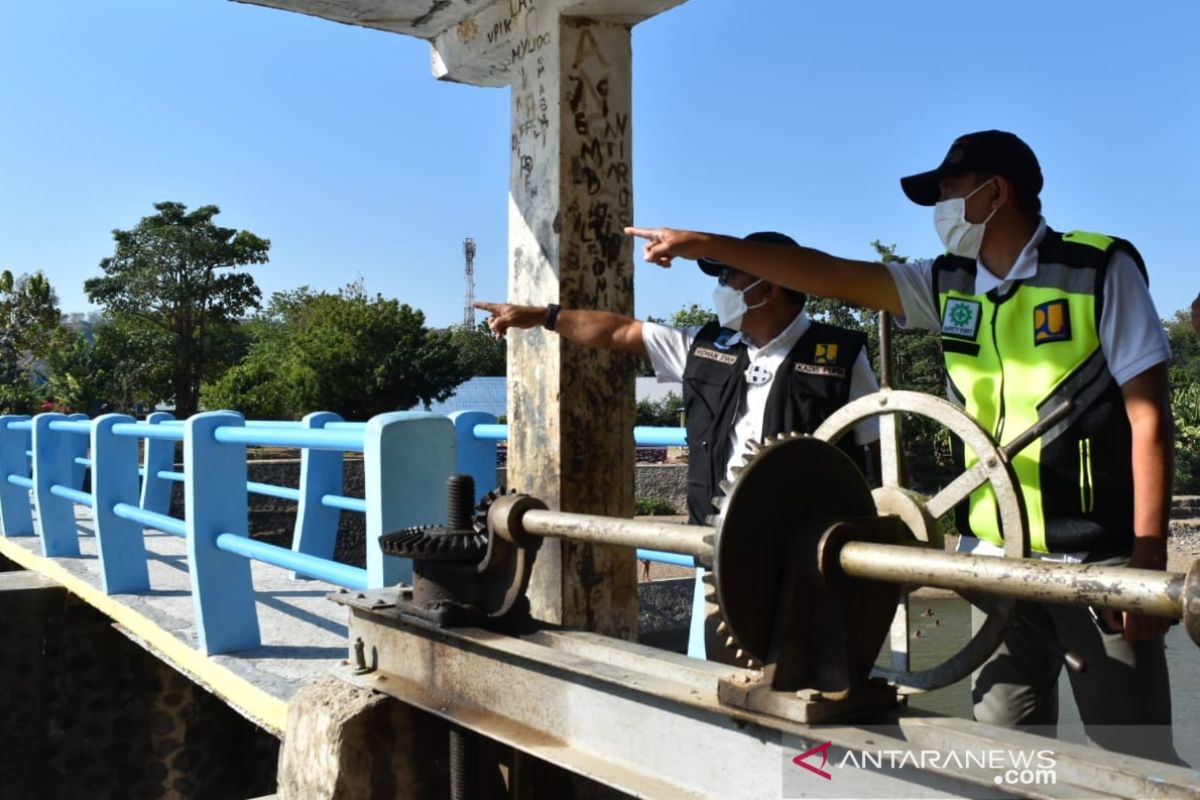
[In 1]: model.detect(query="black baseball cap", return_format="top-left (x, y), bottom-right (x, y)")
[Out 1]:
top-left (900, 130), bottom-right (1043, 206)
top-left (697, 231), bottom-right (798, 276)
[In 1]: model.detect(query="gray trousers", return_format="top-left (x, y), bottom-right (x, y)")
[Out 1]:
top-left (970, 598), bottom-right (1180, 763)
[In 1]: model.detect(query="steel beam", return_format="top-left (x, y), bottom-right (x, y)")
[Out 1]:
top-left (339, 596), bottom-right (1200, 798)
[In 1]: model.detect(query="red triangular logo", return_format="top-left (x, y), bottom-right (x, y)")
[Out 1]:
top-left (792, 740), bottom-right (833, 780)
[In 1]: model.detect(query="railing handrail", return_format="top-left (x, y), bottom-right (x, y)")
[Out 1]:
top-left (212, 425), bottom-right (365, 452)
top-left (469, 422), bottom-right (686, 448)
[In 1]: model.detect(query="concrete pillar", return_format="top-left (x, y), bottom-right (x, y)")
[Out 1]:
top-left (277, 674), bottom-right (449, 799)
top-left (507, 6), bottom-right (637, 637)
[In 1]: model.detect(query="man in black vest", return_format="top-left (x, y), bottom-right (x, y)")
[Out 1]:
top-left (474, 230), bottom-right (881, 659)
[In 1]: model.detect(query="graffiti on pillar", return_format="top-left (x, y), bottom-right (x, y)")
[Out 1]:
top-left (487, 17), bottom-right (512, 44)
top-left (508, 0), bottom-right (550, 200)
top-left (564, 23), bottom-right (632, 312)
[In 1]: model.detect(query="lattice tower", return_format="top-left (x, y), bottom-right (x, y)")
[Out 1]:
top-left (463, 237), bottom-right (477, 328)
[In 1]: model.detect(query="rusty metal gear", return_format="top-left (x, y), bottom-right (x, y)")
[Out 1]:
top-left (380, 524), bottom-right (489, 561)
top-left (701, 433), bottom-right (813, 670)
top-left (710, 433), bottom-right (877, 667)
top-left (473, 487), bottom-right (516, 536)
top-left (380, 475), bottom-right (493, 563)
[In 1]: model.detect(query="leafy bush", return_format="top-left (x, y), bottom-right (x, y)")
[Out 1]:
top-left (634, 497), bottom-right (677, 515)
top-left (1173, 383), bottom-right (1200, 494)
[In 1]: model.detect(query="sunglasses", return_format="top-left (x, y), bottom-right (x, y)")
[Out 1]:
top-left (717, 267), bottom-right (742, 287)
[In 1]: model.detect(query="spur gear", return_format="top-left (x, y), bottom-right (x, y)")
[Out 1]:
top-left (702, 432), bottom-right (835, 670)
top-left (709, 433), bottom-right (877, 667)
top-left (474, 487), bottom-right (517, 535)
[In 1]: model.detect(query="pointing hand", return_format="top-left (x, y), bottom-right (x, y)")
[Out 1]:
top-left (624, 226), bottom-right (711, 267)
top-left (472, 301), bottom-right (546, 338)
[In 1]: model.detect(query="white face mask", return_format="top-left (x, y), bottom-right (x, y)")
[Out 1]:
top-left (934, 178), bottom-right (997, 258)
top-left (712, 278), bottom-right (766, 330)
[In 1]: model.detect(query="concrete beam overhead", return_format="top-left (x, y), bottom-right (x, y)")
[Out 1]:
top-left (234, 0), bottom-right (687, 87)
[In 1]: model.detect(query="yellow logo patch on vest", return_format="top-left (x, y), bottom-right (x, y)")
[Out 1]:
top-left (814, 343), bottom-right (838, 364)
top-left (1034, 300), bottom-right (1072, 345)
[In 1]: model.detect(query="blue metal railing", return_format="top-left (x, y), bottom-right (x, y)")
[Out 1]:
top-left (0, 407), bottom-right (693, 656)
top-left (0, 409), bottom-right (457, 654)
top-left (447, 413), bottom-right (689, 569)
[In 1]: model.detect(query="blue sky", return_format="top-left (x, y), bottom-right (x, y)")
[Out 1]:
top-left (2, 0), bottom-right (1198, 328)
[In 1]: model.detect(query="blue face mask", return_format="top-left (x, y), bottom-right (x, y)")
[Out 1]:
top-left (712, 278), bottom-right (765, 330)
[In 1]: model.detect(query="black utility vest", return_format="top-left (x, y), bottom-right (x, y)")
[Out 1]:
top-left (682, 319), bottom-right (867, 524)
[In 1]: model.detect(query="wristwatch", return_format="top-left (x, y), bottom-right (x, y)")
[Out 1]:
top-left (544, 303), bottom-right (561, 331)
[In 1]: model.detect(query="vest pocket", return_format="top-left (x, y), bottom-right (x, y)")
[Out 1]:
top-left (1078, 438), bottom-right (1095, 513)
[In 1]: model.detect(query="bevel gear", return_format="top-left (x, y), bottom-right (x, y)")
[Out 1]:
top-left (380, 524), bottom-right (489, 561)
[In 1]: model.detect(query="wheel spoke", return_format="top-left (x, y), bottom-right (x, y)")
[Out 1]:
top-left (924, 463), bottom-right (989, 520)
top-left (888, 593), bottom-right (910, 671)
top-left (879, 412), bottom-right (903, 488)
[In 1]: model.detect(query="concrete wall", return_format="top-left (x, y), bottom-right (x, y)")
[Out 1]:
top-left (494, 464), bottom-right (687, 515)
top-left (0, 560), bottom-right (279, 798)
top-left (633, 464), bottom-right (687, 515)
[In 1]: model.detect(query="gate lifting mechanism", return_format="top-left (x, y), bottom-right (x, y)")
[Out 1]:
top-left (354, 388), bottom-right (1200, 726)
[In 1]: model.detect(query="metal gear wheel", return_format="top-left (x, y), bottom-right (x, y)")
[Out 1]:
top-left (702, 431), bottom-right (830, 670)
top-left (379, 524), bottom-right (490, 562)
top-left (707, 433), bottom-right (878, 668)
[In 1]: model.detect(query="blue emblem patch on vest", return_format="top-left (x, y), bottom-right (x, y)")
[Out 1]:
top-left (1034, 299), bottom-right (1071, 345)
top-left (712, 329), bottom-right (738, 350)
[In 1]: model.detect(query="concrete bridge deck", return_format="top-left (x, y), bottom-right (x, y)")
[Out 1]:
top-left (0, 506), bottom-right (351, 736)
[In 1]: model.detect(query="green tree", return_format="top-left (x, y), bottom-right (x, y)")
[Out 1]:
top-left (0, 270), bottom-right (63, 413)
top-left (204, 283), bottom-right (469, 420)
top-left (84, 202), bottom-right (268, 417)
top-left (450, 321), bottom-right (506, 376)
top-left (1165, 308), bottom-right (1200, 492)
top-left (636, 392), bottom-right (684, 427)
top-left (1165, 309), bottom-right (1200, 393)
top-left (43, 318), bottom-right (175, 414)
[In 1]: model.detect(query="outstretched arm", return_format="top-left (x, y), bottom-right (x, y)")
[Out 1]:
top-left (473, 301), bottom-right (647, 359)
top-left (624, 226), bottom-right (904, 317)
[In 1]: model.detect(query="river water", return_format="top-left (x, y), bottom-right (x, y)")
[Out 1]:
top-left (897, 596), bottom-right (1200, 765)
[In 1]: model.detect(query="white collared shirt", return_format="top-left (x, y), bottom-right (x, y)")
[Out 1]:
top-left (642, 310), bottom-right (880, 482)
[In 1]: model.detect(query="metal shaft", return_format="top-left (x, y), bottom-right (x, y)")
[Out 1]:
top-left (499, 501), bottom-right (1197, 638)
top-left (519, 509), bottom-right (714, 560)
top-left (838, 541), bottom-right (1184, 618)
top-left (878, 310), bottom-right (892, 389)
